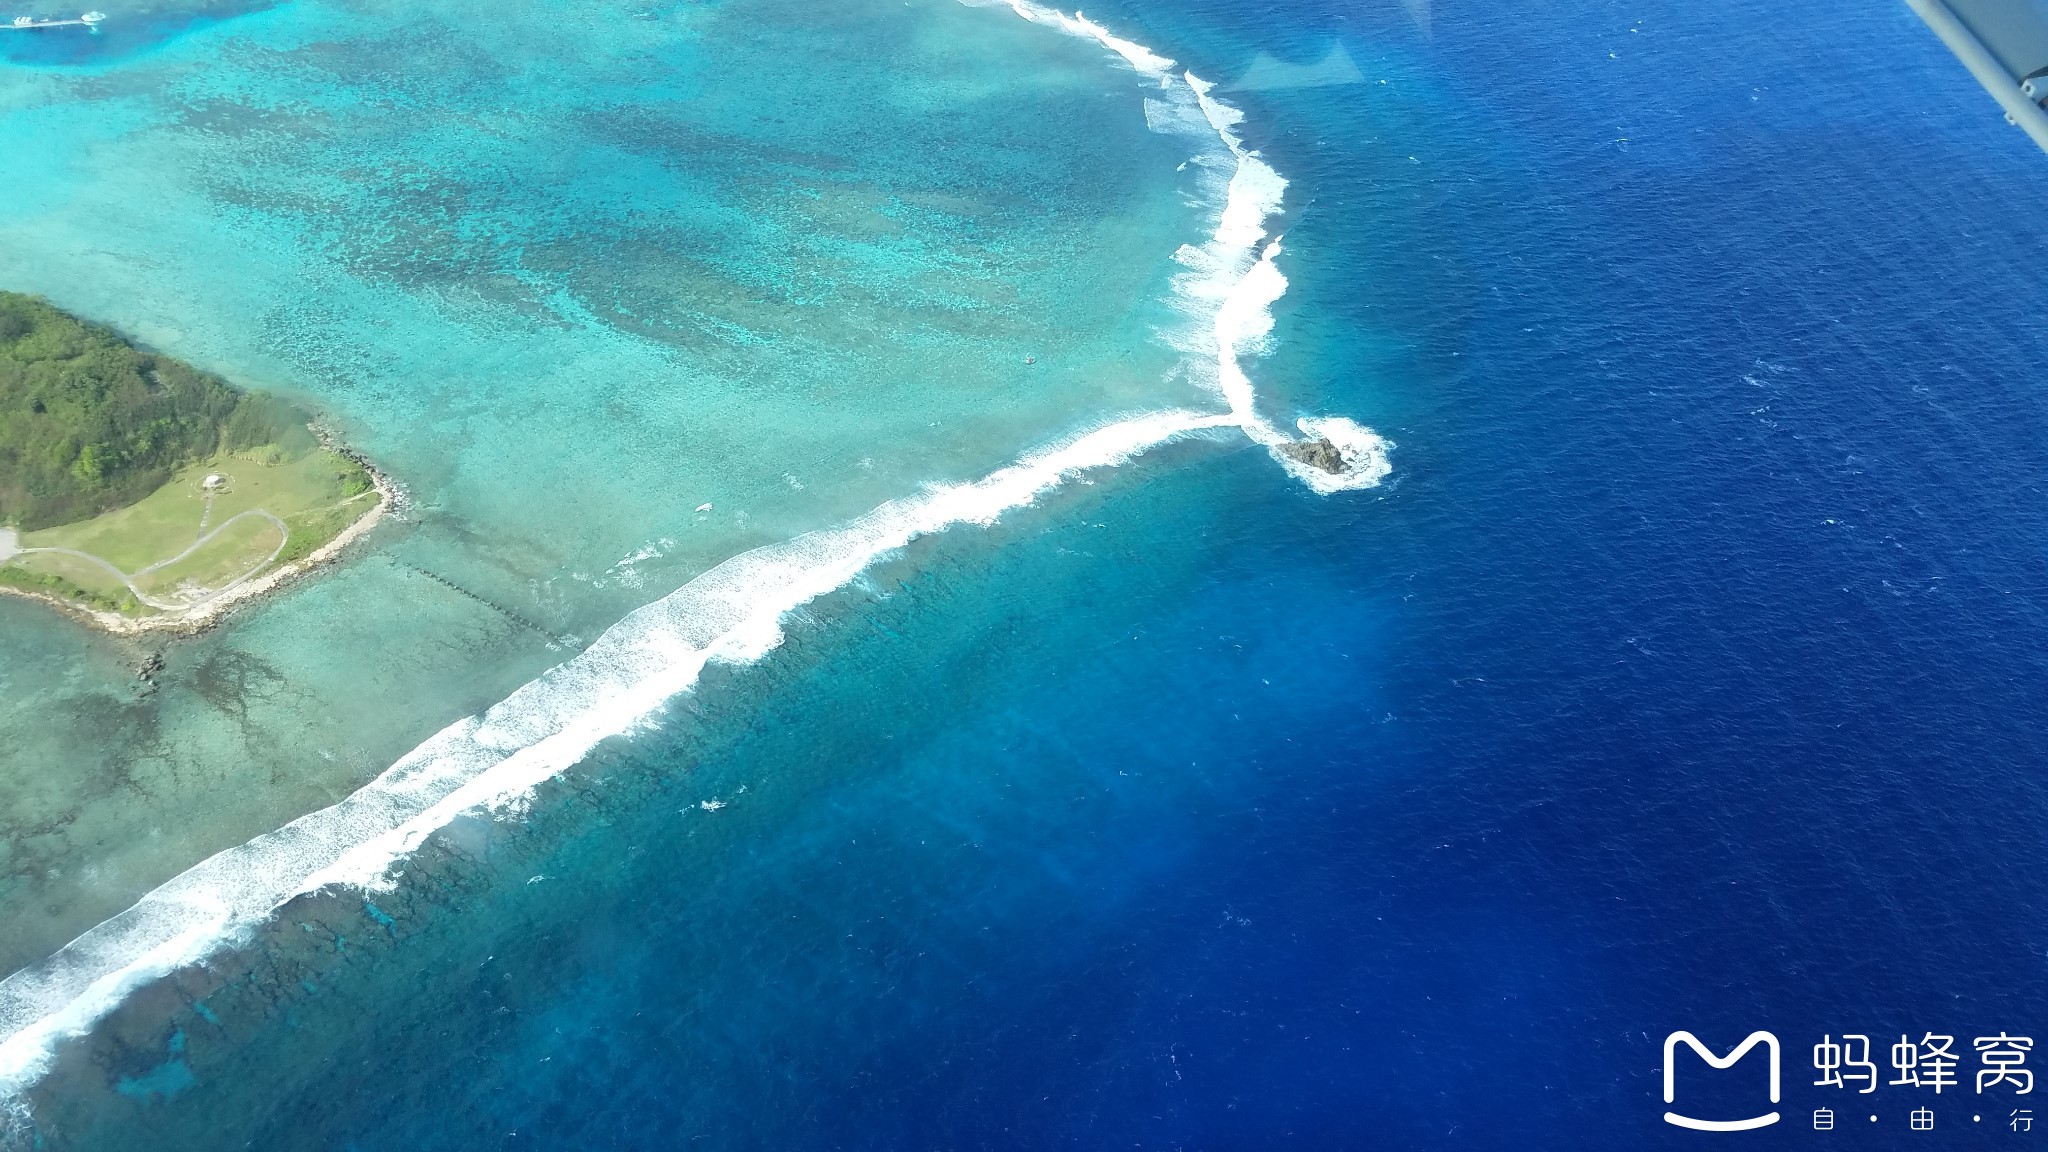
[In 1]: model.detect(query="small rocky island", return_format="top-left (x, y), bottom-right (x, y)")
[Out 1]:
top-left (1278, 436), bottom-right (1347, 474)
top-left (0, 292), bottom-right (392, 634)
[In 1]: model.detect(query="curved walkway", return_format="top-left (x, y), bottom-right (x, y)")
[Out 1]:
top-left (13, 509), bottom-right (288, 612)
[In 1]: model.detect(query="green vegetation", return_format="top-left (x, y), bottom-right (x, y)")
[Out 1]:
top-left (276, 496), bottom-right (372, 567)
top-left (0, 562), bottom-right (136, 615)
top-left (4, 448), bottom-right (379, 619)
top-left (28, 449), bottom-right (370, 572)
top-left (0, 293), bottom-right (383, 624)
top-left (133, 511), bottom-right (284, 599)
top-left (0, 292), bottom-right (317, 531)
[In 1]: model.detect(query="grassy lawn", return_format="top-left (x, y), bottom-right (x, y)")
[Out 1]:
top-left (279, 491), bottom-right (378, 566)
top-left (1, 446), bottom-right (374, 615)
top-left (0, 296), bottom-right (381, 620)
top-left (23, 449), bottom-right (368, 571)
top-left (6, 551), bottom-right (137, 611)
top-left (132, 513), bottom-right (286, 602)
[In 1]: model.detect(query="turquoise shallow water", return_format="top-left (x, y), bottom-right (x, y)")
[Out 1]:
top-left (0, 0), bottom-right (1217, 973)
top-left (11, 433), bottom-right (1341, 1150)
top-left (9, 0), bottom-right (2048, 1147)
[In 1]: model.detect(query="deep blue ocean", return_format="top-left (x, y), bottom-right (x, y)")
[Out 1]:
top-left (7, 0), bottom-right (2048, 1148)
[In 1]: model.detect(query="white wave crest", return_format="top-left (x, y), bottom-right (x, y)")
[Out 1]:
top-left (0, 3), bottom-right (1394, 1105)
top-left (1287, 416), bottom-right (1396, 494)
top-left (993, 0), bottom-right (1176, 76)
top-left (0, 409), bottom-right (1234, 1097)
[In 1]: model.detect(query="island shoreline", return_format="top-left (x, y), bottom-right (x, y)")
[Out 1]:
top-left (0, 429), bottom-right (401, 639)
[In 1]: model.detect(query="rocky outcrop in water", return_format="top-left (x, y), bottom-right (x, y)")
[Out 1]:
top-left (1279, 436), bottom-right (1346, 474)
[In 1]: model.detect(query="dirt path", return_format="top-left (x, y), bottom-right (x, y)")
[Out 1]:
top-left (13, 509), bottom-right (289, 611)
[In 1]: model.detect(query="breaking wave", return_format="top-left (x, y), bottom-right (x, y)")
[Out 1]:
top-left (0, 2), bottom-right (1389, 1103)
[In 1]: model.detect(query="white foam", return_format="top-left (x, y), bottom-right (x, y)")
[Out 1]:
top-left (1216, 238), bottom-right (1290, 444)
top-left (0, 4), bottom-right (1394, 1105)
top-left (1097, 54), bottom-right (1296, 459)
top-left (0, 409), bottom-right (1234, 1097)
top-left (1185, 73), bottom-right (1286, 251)
top-left (993, 0), bottom-right (1176, 76)
top-left (1287, 416), bottom-right (1396, 494)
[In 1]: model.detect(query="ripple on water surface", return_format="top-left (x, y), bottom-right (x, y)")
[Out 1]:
top-left (0, 0), bottom-right (1209, 983)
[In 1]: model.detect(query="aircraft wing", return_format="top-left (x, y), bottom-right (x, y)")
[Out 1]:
top-left (1909, 0), bottom-right (2048, 153)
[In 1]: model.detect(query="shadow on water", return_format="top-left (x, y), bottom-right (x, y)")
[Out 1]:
top-left (0, 0), bottom-right (281, 65)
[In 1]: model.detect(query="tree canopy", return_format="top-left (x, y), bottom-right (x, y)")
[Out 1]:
top-left (0, 292), bottom-right (313, 530)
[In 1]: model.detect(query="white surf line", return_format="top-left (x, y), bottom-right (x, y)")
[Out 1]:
top-left (0, 411), bottom-right (1236, 1098)
top-left (992, 0), bottom-right (1391, 493)
top-left (0, 5), bottom-right (1391, 1103)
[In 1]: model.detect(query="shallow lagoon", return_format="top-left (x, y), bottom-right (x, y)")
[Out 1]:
top-left (12, 0), bottom-right (2047, 1146)
top-left (0, 0), bottom-right (1203, 973)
